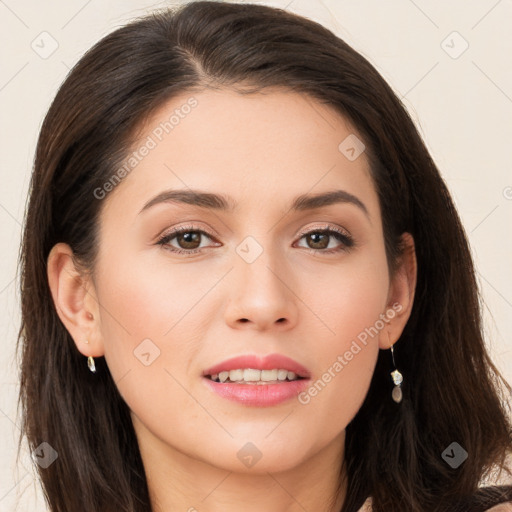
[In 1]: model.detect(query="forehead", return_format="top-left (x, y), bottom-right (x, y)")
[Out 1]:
top-left (100, 87), bottom-right (379, 222)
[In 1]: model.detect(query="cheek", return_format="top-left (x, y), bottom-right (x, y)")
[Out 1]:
top-left (94, 258), bottom-right (211, 432)
top-left (301, 244), bottom-right (390, 345)
top-left (292, 251), bottom-right (389, 436)
top-left (96, 245), bottom-right (220, 347)
top-left (92, 249), bottom-right (211, 396)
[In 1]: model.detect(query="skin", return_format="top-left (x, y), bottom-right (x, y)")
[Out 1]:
top-left (47, 88), bottom-right (417, 512)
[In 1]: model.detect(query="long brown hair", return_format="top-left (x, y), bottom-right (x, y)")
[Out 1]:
top-left (16, 2), bottom-right (512, 511)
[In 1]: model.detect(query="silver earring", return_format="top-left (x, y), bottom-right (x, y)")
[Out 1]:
top-left (87, 356), bottom-right (96, 373)
top-left (390, 344), bottom-right (403, 403)
top-left (84, 340), bottom-right (96, 373)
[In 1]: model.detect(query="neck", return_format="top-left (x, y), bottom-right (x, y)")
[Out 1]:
top-left (133, 414), bottom-right (347, 512)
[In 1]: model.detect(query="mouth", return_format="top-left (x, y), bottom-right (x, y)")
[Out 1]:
top-left (201, 354), bottom-right (310, 406)
top-left (204, 368), bottom-right (307, 384)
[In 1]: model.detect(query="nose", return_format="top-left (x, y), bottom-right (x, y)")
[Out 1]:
top-left (224, 248), bottom-right (299, 331)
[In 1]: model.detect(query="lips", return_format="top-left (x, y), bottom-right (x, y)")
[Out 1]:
top-left (202, 353), bottom-right (311, 379)
top-left (203, 377), bottom-right (310, 406)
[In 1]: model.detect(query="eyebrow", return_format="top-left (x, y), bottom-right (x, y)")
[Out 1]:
top-left (139, 188), bottom-right (370, 219)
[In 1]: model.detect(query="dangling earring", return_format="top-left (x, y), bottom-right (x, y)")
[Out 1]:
top-left (390, 344), bottom-right (403, 403)
top-left (87, 356), bottom-right (96, 373)
top-left (84, 341), bottom-right (96, 373)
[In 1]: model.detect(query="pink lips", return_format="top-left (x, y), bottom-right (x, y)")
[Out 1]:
top-left (201, 353), bottom-right (311, 407)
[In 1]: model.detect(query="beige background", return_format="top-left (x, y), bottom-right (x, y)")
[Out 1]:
top-left (1, 0), bottom-right (511, 509)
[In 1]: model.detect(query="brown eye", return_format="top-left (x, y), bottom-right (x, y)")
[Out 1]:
top-left (295, 227), bottom-right (354, 254)
top-left (157, 226), bottom-right (218, 255)
top-left (173, 231), bottom-right (203, 250)
top-left (305, 232), bottom-right (330, 250)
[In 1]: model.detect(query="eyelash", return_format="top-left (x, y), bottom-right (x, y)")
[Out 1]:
top-left (156, 224), bottom-right (355, 256)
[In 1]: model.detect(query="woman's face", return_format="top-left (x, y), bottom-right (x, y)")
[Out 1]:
top-left (56, 88), bottom-right (414, 474)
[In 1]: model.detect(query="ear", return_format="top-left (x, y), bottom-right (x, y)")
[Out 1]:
top-left (378, 232), bottom-right (417, 349)
top-left (46, 243), bottom-right (105, 357)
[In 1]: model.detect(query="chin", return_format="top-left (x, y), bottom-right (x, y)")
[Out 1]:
top-left (198, 435), bottom-right (315, 475)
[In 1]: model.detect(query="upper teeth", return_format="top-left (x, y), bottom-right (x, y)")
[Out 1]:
top-left (209, 368), bottom-right (300, 383)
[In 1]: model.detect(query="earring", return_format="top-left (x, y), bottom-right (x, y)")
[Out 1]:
top-left (87, 356), bottom-right (96, 373)
top-left (83, 340), bottom-right (96, 373)
top-left (390, 344), bottom-right (403, 403)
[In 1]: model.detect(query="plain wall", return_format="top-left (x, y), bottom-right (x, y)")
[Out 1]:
top-left (1, 0), bottom-right (511, 509)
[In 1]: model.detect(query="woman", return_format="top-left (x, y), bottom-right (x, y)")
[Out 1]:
top-left (16, 2), bottom-right (512, 511)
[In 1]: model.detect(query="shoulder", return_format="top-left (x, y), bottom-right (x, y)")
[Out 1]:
top-left (357, 497), bottom-right (372, 511)
top-left (485, 504), bottom-right (512, 512)
top-left (474, 484), bottom-right (512, 512)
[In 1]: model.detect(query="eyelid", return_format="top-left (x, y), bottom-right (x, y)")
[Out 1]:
top-left (295, 222), bottom-right (351, 239)
top-left (156, 222), bottom-right (217, 241)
